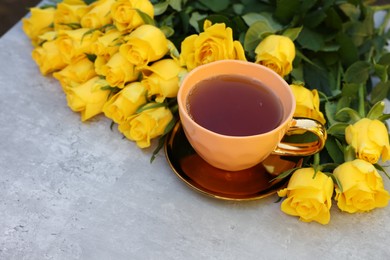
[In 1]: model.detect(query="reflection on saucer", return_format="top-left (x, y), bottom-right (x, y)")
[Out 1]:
top-left (164, 122), bottom-right (303, 201)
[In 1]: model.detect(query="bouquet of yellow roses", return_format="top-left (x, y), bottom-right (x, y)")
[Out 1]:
top-left (23, 0), bottom-right (390, 224)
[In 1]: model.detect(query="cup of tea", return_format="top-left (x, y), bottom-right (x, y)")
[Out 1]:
top-left (177, 60), bottom-right (327, 171)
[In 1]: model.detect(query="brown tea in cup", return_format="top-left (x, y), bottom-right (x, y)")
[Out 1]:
top-left (186, 75), bottom-right (283, 136)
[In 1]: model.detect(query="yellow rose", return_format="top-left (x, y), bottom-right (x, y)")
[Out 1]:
top-left (119, 24), bottom-right (169, 68)
top-left (90, 29), bottom-right (125, 57)
top-left (111, 0), bottom-right (154, 32)
top-left (118, 105), bottom-right (173, 148)
top-left (345, 118), bottom-right (390, 164)
top-left (56, 28), bottom-right (103, 64)
top-left (53, 57), bottom-right (97, 93)
top-left (53, 2), bottom-right (91, 30)
top-left (141, 59), bottom-right (186, 102)
top-left (66, 76), bottom-right (111, 121)
top-left (31, 39), bottom-right (67, 75)
top-left (255, 35), bottom-right (295, 77)
top-left (334, 159), bottom-right (390, 213)
top-left (179, 20), bottom-right (246, 71)
top-left (103, 82), bottom-right (147, 124)
top-left (22, 7), bottom-right (56, 46)
top-left (103, 52), bottom-right (140, 89)
top-left (277, 168), bottom-right (334, 224)
top-left (290, 84), bottom-right (326, 125)
top-left (80, 0), bottom-right (115, 29)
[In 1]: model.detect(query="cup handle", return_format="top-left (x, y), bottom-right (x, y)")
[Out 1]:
top-left (272, 118), bottom-right (327, 156)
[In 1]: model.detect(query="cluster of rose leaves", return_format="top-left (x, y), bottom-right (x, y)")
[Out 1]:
top-left (23, 0), bottom-right (390, 224)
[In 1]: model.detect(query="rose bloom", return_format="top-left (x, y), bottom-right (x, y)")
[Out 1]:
top-left (277, 168), bottom-right (334, 225)
top-left (334, 159), bottom-right (390, 213)
top-left (22, 7), bottom-right (55, 46)
top-left (103, 52), bottom-right (140, 89)
top-left (111, 0), bottom-right (154, 32)
top-left (346, 118), bottom-right (390, 164)
top-left (141, 59), bottom-right (187, 103)
top-left (53, 2), bottom-right (91, 30)
top-left (103, 82), bottom-right (147, 124)
top-left (56, 28), bottom-right (103, 64)
top-left (80, 0), bottom-right (115, 29)
top-left (32, 39), bottom-right (67, 75)
top-left (255, 35), bottom-right (295, 77)
top-left (290, 84), bottom-right (326, 125)
top-left (66, 76), bottom-right (111, 121)
top-left (118, 105), bottom-right (173, 148)
top-left (90, 29), bottom-right (125, 58)
top-left (179, 20), bottom-right (246, 71)
top-left (119, 24), bottom-right (169, 68)
top-left (53, 56), bottom-right (97, 93)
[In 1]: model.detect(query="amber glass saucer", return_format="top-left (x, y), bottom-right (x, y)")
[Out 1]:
top-left (164, 122), bottom-right (303, 201)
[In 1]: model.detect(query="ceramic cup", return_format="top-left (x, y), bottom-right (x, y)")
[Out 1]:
top-left (177, 60), bottom-right (327, 171)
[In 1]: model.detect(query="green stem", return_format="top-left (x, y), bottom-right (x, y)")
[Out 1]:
top-left (377, 7), bottom-right (390, 36)
top-left (358, 83), bottom-right (365, 117)
top-left (372, 4), bottom-right (390, 12)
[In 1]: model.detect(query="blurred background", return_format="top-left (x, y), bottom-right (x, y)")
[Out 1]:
top-left (0, 0), bottom-right (389, 37)
top-left (0, 0), bottom-right (41, 36)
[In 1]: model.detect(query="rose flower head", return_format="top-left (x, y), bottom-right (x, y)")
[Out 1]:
top-left (346, 118), bottom-right (390, 164)
top-left (111, 0), bottom-right (154, 32)
top-left (334, 159), bottom-right (390, 213)
top-left (291, 83), bottom-right (326, 125)
top-left (179, 20), bottom-right (246, 71)
top-left (277, 168), bottom-right (334, 225)
top-left (255, 35), bottom-right (295, 77)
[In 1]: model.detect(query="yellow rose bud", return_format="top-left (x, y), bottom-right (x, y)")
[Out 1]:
top-left (103, 52), bottom-right (140, 89)
top-left (118, 105), bottom-right (173, 148)
top-left (53, 57), bottom-right (97, 93)
top-left (22, 7), bottom-right (56, 46)
top-left (31, 39), bottom-right (67, 75)
top-left (277, 168), bottom-right (334, 224)
top-left (290, 84), bottom-right (326, 125)
top-left (111, 0), bottom-right (154, 32)
top-left (179, 21), bottom-right (246, 71)
top-left (255, 35), bottom-right (295, 77)
top-left (141, 59), bottom-right (186, 103)
top-left (80, 0), bottom-right (115, 29)
top-left (56, 28), bottom-right (103, 64)
top-left (345, 118), bottom-right (390, 164)
top-left (53, 2), bottom-right (91, 30)
top-left (333, 159), bottom-right (390, 213)
top-left (119, 25), bottom-right (169, 68)
top-left (103, 82), bottom-right (147, 124)
top-left (66, 76), bottom-right (111, 121)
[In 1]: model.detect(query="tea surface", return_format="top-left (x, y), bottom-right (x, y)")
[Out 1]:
top-left (187, 75), bottom-right (283, 136)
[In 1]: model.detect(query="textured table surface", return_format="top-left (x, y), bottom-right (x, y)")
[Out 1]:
top-left (1, 16), bottom-right (390, 260)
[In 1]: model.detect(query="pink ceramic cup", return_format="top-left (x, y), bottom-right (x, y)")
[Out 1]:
top-left (178, 60), bottom-right (326, 171)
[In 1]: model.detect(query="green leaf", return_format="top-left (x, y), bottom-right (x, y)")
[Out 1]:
top-left (374, 163), bottom-right (390, 180)
top-left (336, 33), bottom-right (358, 66)
top-left (244, 20), bottom-right (275, 54)
top-left (274, 0), bottom-right (299, 24)
top-left (374, 64), bottom-right (388, 83)
top-left (198, 0), bottom-right (230, 12)
top-left (297, 27), bottom-right (325, 52)
top-left (339, 3), bottom-right (361, 21)
top-left (367, 101), bottom-right (385, 120)
top-left (370, 81), bottom-right (390, 105)
top-left (282, 27), bottom-right (302, 41)
top-left (344, 61), bottom-right (371, 84)
top-left (154, 2), bottom-right (169, 16)
top-left (378, 114), bottom-right (390, 123)
top-left (241, 12), bottom-right (282, 31)
top-left (327, 122), bottom-right (349, 137)
top-left (335, 107), bottom-right (361, 123)
top-left (324, 136), bottom-right (345, 164)
top-left (168, 0), bottom-right (182, 11)
top-left (325, 101), bottom-right (338, 125)
top-left (136, 9), bottom-right (156, 26)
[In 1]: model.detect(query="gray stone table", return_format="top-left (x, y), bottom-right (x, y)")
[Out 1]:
top-left (1, 12), bottom-right (390, 260)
